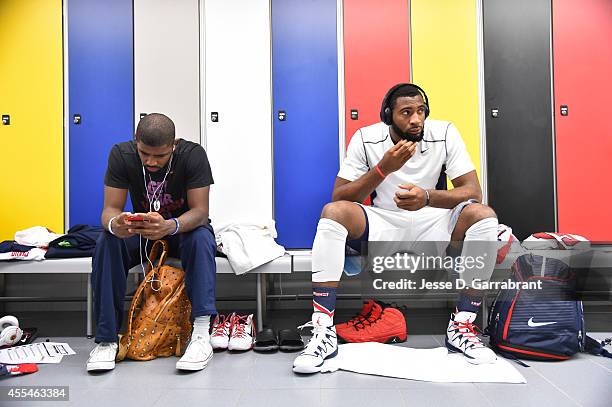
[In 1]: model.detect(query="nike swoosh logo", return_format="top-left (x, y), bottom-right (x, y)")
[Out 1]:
top-left (528, 317), bottom-right (557, 327)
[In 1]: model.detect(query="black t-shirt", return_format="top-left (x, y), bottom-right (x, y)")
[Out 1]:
top-left (104, 139), bottom-right (214, 224)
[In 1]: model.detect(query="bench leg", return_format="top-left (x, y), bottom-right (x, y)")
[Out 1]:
top-left (0, 274), bottom-right (5, 314)
top-left (261, 274), bottom-right (267, 328)
top-left (256, 274), bottom-right (267, 332)
top-left (87, 274), bottom-right (93, 339)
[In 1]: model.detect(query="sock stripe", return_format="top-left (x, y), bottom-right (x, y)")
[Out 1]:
top-left (313, 302), bottom-right (335, 317)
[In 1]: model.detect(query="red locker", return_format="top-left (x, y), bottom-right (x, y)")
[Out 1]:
top-left (553, 0), bottom-right (612, 240)
top-left (343, 0), bottom-right (411, 146)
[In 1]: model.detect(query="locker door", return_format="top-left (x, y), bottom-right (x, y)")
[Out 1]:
top-left (0, 0), bottom-right (64, 240)
top-left (272, 0), bottom-right (339, 248)
top-left (553, 0), bottom-right (612, 240)
top-left (343, 0), bottom-right (410, 145)
top-left (411, 0), bottom-right (483, 184)
top-left (483, 0), bottom-right (555, 240)
top-left (134, 0), bottom-right (201, 143)
top-left (203, 0), bottom-right (273, 226)
top-left (68, 0), bottom-right (134, 227)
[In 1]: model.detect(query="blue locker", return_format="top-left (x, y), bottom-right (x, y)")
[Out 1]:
top-left (68, 0), bottom-right (134, 226)
top-left (272, 0), bottom-right (340, 248)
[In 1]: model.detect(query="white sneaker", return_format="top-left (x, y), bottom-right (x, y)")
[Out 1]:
top-left (445, 309), bottom-right (497, 364)
top-left (292, 312), bottom-right (338, 374)
top-left (210, 313), bottom-right (232, 350)
top-left (228, 314), bottom-right (255, 351)
top-left (86, 342), bottom-right (118, 372)
top-left (176, 334), bottom-right (213, 371)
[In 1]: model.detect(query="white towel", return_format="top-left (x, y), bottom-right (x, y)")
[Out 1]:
top-left (321, 342), bottom-right (526, 384)
top-left (215, 221), bottom-right (285, 275)
top-left (14, 226), bottom-right (63, 248)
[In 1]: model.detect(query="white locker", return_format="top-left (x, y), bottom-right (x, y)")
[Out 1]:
top-left (202, 0), bottom-right (273, 225)
top-left (134, 0), bottom-right (201, 143)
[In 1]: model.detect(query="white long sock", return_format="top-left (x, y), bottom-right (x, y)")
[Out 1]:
top-left (459, 217), bottom-right (498, 284)
top-left (192, 315), bottom-right (211, 338)
top-left (312, 218), bottom-right (348, 283)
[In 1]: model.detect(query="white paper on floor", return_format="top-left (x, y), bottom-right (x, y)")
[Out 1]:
top-left (0, 342), bottom-right (76, 364)
top-left (321, 342), bottom-right (526, 384)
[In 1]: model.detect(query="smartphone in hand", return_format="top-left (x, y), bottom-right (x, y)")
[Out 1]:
top-left (126, 214), bottom-right (147, 222)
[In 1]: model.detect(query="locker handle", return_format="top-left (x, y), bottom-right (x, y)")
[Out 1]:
top-left (1, 114), bottom-right (9, 125)
top-left (560, 105), bottom-right (568, 116)
top-left (73, 114), bottom-right (81, 125)
top-left (350, 109), bottom-right (359, 120)
top-left (278, 110), bottom-right (286, 121)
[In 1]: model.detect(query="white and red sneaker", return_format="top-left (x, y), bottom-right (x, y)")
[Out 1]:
top-left (228, 314), bottom-right (255, 351)
top-left (210, 313), bottom-right (232, 350)
top-left (293, 312), bottom-right (338, 374)
top-left (445, 309), bottom-right (497, 364)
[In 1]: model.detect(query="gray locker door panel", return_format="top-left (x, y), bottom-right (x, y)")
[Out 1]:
top-left (483, 0), bottom-right (556, 239)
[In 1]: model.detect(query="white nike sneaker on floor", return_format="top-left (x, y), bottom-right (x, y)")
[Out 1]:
top-left (228, 314), bottom-right (255, 351)
top-left (292, 312), bottom-right (338, 374)
top-left (445, 309), bottom-right (497, 364)
top-left (210, 313), bottom-right (233, 350)
top-left (176, 334), bottom-right (213, 371)
top-left (86, 342), bottom-right (118, 372)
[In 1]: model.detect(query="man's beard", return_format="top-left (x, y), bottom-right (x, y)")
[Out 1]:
top-left (391, 122), bottom-right (424, 142)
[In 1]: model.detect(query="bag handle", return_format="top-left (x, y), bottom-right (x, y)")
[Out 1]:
top-left (146, 240), bottom-right (169, 274)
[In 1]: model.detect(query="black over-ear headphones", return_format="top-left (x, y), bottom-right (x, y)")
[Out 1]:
top-left (379, 83), bottom-right (430, 125)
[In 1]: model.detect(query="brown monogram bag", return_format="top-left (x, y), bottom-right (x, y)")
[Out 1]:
top-left (116, 240), bottom-right (192, 361)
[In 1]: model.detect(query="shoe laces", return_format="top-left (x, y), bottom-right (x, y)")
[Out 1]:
top-left (90, 342), bottom-right (115, 357)
top-left (212, 314), bottom-right (231, 337)
top-left (352, 310), bottom-right (382, 331)
top-left (297, 320), bottom-right (315, 331)
top-left (299, 322), bottom-right (333, 356)
top-left (230, 315), bottom-right (251, 339)
top-left (344, 303), bottom-right (372, 326)
top-left (185, 335), bottom-right (209, 351)
top-left (451, 320), bottom-right (484, 347)
top-left (181, 335), bottom-right (211, 361)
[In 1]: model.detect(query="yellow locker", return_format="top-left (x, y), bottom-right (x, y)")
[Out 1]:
top-left (411, 0), bottom-right (483, 187)
top-left (0, 0), bottom-right (64, 240)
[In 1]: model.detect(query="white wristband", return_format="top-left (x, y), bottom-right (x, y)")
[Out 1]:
top-left (108, 216), bottom-right (118, 236)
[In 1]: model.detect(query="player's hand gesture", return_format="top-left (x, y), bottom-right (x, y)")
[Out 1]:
top-left (378, 140), bottom-right (416, 175)
top-left (394, 184), bottom-right (427, 211)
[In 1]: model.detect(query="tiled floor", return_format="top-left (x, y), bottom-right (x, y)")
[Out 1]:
top-left (5, 332), bottom-right (612, 407)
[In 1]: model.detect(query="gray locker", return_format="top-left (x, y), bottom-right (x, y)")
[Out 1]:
top-left (483, 0), bottom-right (556, 239)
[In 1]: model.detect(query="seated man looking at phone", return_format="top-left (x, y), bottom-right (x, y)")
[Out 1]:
top-left (87, 113), bottom-right (217, 373)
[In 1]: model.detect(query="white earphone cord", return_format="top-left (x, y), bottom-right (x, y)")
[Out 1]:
top-left (138, 153), bottom-right (174, 292)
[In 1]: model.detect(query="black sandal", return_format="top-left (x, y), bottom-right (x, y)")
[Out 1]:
top-left (278, 329), bottom-right (304, 351)
top-left (253, 328), bottom-right (279, 352)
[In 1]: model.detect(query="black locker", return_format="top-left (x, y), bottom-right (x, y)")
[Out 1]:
top-left (483, 0), bottom-right (556, 240)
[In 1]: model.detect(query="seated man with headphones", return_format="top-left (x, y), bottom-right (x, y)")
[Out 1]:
top-left (87, 113), bottom-right (217, 372)
top-left (293, 84), bottom-right (499, 373)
